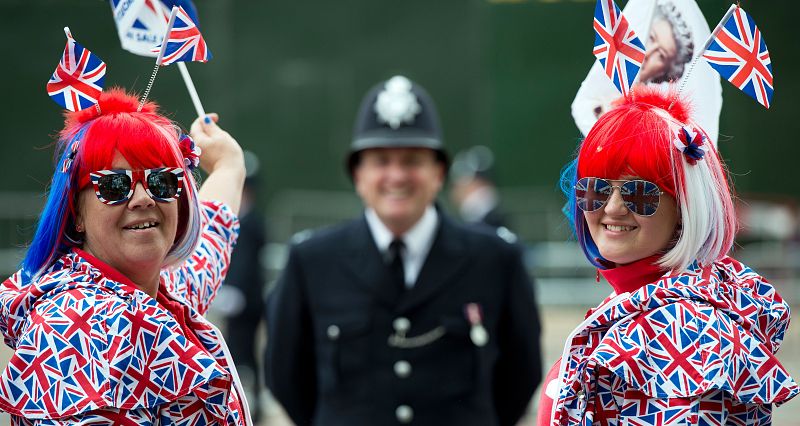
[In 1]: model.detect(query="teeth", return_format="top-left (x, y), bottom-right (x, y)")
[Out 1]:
top-left (605, 224), bottom-right (635, 232)
top-left (127, 221), bottom-right (157, 230)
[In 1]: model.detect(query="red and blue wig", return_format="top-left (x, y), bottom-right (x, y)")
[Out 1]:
top-left (22, 88), bottom-right (201, 283)
top-left (561, 87), bottom-right (737, 272)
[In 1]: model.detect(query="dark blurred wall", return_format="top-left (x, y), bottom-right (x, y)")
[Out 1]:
top-left (1, 0), bottom-right (798, 204)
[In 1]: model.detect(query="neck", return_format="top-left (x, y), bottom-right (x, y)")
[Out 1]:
top-left (75, 248), bottom-right (161, 298)
top-left (126, 271), bottom-right (160, 298)
top-left (599, 255), bottom-right (666, 295)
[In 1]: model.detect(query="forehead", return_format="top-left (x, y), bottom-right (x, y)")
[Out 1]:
top-left (651, 19), bottom-right (677, 54)
top-left (360, 147), bottom-right (438, 160)
top-left (110, 151), bottom-right (132, 169)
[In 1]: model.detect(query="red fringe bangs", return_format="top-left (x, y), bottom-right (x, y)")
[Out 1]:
top-left (577, 87), bottom-right (695, 198)
top-left (64, 88), bottom-right (183, 176)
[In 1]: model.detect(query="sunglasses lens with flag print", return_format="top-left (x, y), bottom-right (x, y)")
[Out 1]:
top-left (574, 177), bottom-right (664, 216)
top-left (90, 168), bottom-right (184, 205)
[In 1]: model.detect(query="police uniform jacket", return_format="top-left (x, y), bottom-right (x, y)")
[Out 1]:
top-left (265, 211), bottom-right (542, 426)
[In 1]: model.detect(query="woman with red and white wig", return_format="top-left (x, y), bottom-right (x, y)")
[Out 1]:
top-left (0, 88), bottom-right (251, 425)
top-left (539, 87), bottom-right (798, 425)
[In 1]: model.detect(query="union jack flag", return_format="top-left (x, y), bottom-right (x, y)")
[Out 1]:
top-left (592, 0), bottom-right (645, 96)
top-left (46, 28), bottom-right (106, 112)
top-left (109, 0), bottom-right (202, 57)
top-left (154, 5), bottom-right (212, 65)
top-left (703, 6), bottom-right (773, 108)
top-left (575, 177), bottom-right (611, 212)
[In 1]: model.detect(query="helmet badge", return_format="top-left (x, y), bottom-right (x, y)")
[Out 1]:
top-left (374, 76), bottom-right (421, 129)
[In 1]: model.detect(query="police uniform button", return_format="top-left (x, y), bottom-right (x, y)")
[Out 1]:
top-left (327, 325), bottom-right (340, 340)
top-left (394, 360), bottom-right (412, 378)
top-left (393, 317), bottom-right (411, 333)
top-left (395, 405), bottom-right (414, 423)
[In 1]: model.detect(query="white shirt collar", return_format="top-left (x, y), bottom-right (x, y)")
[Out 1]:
top-left (364, 206), bottom-right (439, 286)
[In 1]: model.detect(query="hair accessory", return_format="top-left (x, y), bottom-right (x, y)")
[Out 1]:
top-left (179, 134), bottom-right (202, 170)
top-left (673, 125), bottom-right (706, 165)
top-left (47, 27), bottom-right (106, 112)
top-left (60, 140), bottom-right (80, 173)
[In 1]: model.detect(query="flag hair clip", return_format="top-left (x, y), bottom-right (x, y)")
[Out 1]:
top-left (673, 125), bottom-right (706, 165)
top-left (179, 134), bottom-right (202, 170)
top-left (60, 139), bottom-right (81, 174)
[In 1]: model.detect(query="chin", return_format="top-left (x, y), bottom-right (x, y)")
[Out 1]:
top-left (123, 249), bottom-right (168, 267)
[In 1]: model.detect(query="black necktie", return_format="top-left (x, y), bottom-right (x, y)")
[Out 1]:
top-left (388, 239), bottom-right (406, 294)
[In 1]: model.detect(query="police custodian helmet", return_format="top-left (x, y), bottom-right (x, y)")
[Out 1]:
top-left (346, 75), bottom-right (449, 175)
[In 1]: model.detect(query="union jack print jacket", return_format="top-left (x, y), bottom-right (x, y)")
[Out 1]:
top-left (549, 257), bottom-right (799, 425)
top-left (0, 201), bottom-right (249, 425)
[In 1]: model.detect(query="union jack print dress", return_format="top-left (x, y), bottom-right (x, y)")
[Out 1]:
top-left (0, 201), bottom-right (250, 425)
top-left (546, 257), bottom-right (798, 425)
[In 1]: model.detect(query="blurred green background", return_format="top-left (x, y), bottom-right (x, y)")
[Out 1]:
top-left (2, 0), bottom-right (797, 197)
top-left (1, 3), bottom-right (799, 423)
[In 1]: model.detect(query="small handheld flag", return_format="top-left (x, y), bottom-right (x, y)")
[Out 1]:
top-left (46, 27), bottom-right (106, 112)
top-left (140, 5), bottom-right (210, 114)
top-left (154, 5), bottom-right (212, 66)
top-left (109, 0), bottom-right (201, 57)
top-left (592, 0), bottom-right (646, 96)
top-left (702, 5), bottom-right (773, 108)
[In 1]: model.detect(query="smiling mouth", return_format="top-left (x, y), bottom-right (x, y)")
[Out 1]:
top-left (604, 224), bottom-right (636, 232)
top-left (124, 221), bottom-right (159, 230)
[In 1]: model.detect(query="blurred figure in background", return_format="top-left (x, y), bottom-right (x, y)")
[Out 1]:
top-left (218, 150), bottom-right (268, 423)
top-left (450, 145), bottom-right (508, 231)
top-left (265, 75), bottom-right (541, 426)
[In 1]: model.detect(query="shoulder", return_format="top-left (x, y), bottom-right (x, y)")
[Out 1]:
top-left (200, 200), bottom-right (239, 231)
top-left (287, 218), bottom-right (364, 254)
top-left (443, 215), bottom-right (523, 257)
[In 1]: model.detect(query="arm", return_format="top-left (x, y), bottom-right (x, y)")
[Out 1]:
top-left (493, 244), bottom-right (542, 426)
top-left (264, 245), bottom-right (317, 426)
top-left (190, 114), bottom-right (246, 215)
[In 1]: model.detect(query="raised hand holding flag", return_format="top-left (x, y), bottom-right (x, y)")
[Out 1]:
top-left (702, 4), bottom-right (773, 108)
top-left (592, 0), bottom-right (646, 96)
top-left (46, 27), bottom-right (106, 112)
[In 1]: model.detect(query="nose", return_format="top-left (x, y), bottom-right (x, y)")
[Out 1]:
top-left (603, 187), bottom-right (629, 216)
top-left (386, 160), bottom-right (410, 181)
top-left (127, 182), bottom-right (155, 209)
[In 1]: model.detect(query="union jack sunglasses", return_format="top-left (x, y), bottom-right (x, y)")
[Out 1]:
top-left (574, 177), bottom-right (664, 217)
top-left (89, 168), bottom-right (184, 205)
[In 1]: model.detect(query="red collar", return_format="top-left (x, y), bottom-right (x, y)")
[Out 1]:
top-left (599, 255), bottom-right (666, 294)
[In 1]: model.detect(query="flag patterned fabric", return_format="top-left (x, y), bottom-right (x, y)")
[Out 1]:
top-left (703, 6), bottom-right (774, 108)
top-left (156, 5), bottom-right (212, 65)
top-left (548, 257), bottom-right (799, 425)
top-left (592, 0), bottom-right (645, 96)
top-left (46, 29), bottom-right (106, 112)
top-left (0, 201), bottom-right (248, 425)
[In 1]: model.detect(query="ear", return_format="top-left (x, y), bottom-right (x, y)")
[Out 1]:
top-left (73, 192), bottom-right (85, 232)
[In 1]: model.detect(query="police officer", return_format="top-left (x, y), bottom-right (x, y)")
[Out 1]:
top-left (264, 75), bottom-right (542, 426)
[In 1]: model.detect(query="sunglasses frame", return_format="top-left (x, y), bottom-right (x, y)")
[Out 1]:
top-left (574, 177), bottom-right (665, 217)
top-left (89, 167), bottom-right (185, 205)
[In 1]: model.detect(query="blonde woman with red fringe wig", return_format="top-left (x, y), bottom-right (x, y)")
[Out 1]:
top-left (0, 89), bottom-right (252, 425)
top-left (538, 87), bottom-right (798, 425)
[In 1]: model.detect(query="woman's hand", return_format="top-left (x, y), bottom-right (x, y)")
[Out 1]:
top-left (190, 114), bottom-right (246, 214)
